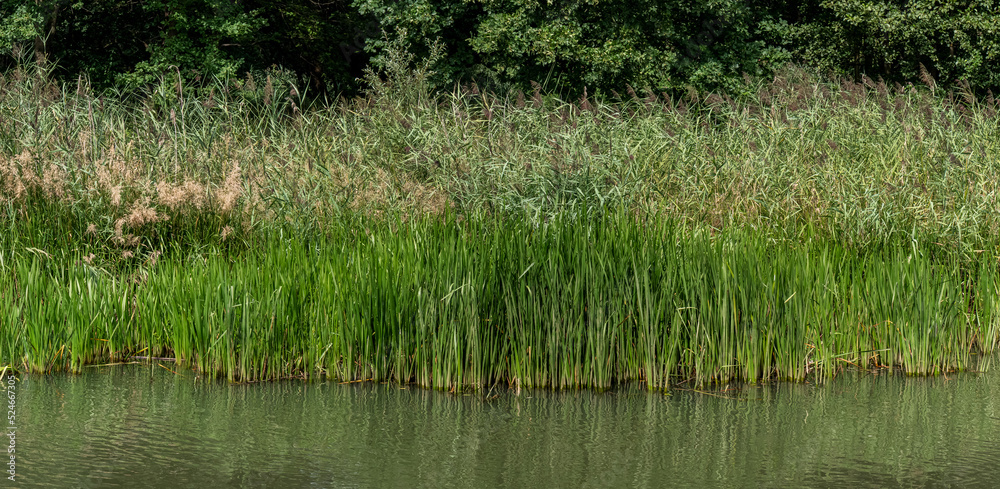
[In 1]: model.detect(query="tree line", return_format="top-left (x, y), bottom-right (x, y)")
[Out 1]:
top-left (2, 0), bottom-right (997, 95)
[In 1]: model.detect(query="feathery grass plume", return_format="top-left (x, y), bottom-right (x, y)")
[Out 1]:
top-left (958, 79), bottom-right (975, 106)
top-left (626, 84), bottom-right (638, 102)
top-left (0, 155), bottom-right (28, 202)
top-left (876, 78), bottom-right (889, 102)
top-left (263, 75), bottom-right (273, 106)
top-left (919, 63), bottom-right (936, 94)
top-left (244, 72), bottom-right (257, 93)
top-left (705, 93), bottom-right (724, 111)
top-left (642, 88), bottom-right (657, 111)
top-left (531, 81), bottom-right (543, 108)
top-left (214, 162), bottom-right (242, 214)
top-left (156, 180), bottom-right (207, 213)
top-left (114, 198), bottom-right (164, 244)
top-left (40, 163), bottom-right (68, 202)
top-left (580, 87), bottom-right (593, 113)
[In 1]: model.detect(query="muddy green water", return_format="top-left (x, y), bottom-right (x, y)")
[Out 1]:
top-left (6, 363), bottom-right (1000, 488)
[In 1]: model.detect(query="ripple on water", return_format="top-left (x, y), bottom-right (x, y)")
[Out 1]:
top-left (10, 365), bottom-right (1000, 488)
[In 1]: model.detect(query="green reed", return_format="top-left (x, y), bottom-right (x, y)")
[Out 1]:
top-left (1, 55), bottom-right (996, 388)
top-left (1, 59), bottom-right (999, 266)
top-left (2, 212), bottom-right (997, 389)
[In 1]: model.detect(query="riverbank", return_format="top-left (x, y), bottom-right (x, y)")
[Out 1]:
top-left (1, 62), bottom-right (999, 389)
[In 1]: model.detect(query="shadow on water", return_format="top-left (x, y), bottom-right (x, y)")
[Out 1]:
top-left (9, 361), bottom-right (1000, 488)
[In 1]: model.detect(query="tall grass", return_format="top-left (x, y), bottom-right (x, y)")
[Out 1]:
top-left (2, 213), bottom-right (997, 389)
top-left (0, 58), bottom-right (998, 259)
top-left (1, 57), bottom-right (999, 389)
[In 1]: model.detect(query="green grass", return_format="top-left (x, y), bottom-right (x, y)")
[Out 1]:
top-left (1, 60), bottom-right (999, 390)
top-left (0, 60), bottom-right (998, 259)
top-left (2, 212), bottom-right (997, 390)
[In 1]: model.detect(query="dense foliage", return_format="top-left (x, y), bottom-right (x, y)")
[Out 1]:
top-left (776, 0), bottom-right (1000, 91)
top-left (1, 1), bottom-right (998, 95)
top-left (0, 0), bottom-right (370, 92)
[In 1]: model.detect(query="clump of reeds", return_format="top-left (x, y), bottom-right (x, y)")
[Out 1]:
top-left (2, 213), bottom-right (997, 389)
top-left (2, 56), bottom-right (1000, 389)
top-left (0, 58), bottom-right (998, 260)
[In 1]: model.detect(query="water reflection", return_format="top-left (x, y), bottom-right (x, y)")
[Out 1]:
top-left (12, 363), bottom-right (1000, 488)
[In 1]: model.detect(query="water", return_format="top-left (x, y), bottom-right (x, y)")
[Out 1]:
top-left (6, 362), bottom-right (1000, 488)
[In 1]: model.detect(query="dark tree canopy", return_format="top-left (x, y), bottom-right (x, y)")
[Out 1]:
top-left (1, 0), bottom-right (997, 95)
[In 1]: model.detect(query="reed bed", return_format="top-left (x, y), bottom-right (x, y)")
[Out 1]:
top-left (0, 60), bottom-right (998, 259)
top-left (2, 60), bottom-right (1000, 389)
top-left (3, 213), bottom-right (998, 390)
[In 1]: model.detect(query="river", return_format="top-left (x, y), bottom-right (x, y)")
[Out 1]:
top-left (8, 361), bottom-right (1000, 488)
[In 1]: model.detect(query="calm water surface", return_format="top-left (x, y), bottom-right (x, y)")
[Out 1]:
top-left (8, 362), bottom-right (1000, 488)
